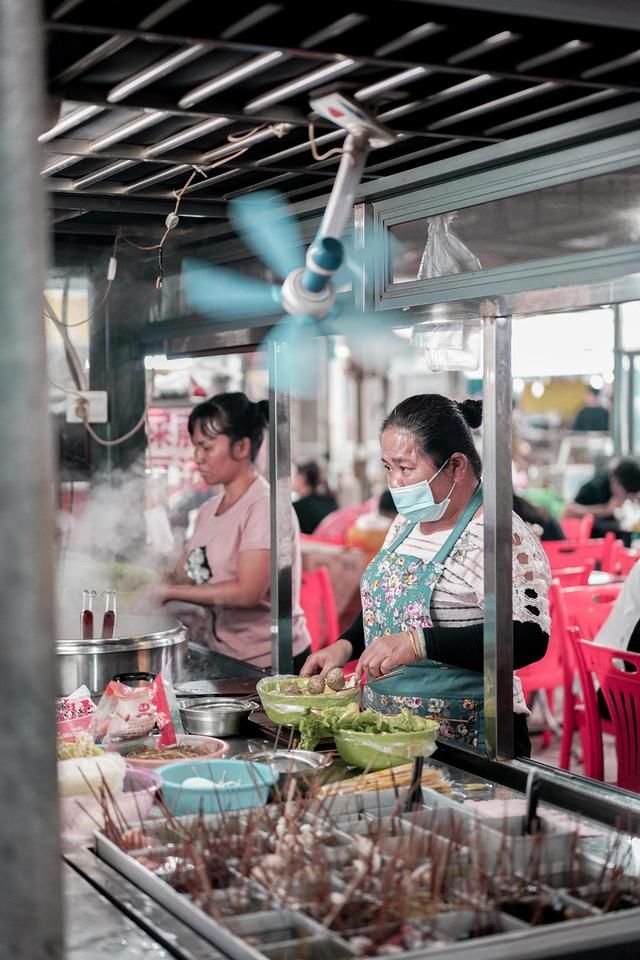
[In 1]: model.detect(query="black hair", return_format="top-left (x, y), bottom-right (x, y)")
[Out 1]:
top-left (587, 385), bottom-right (601, 397)
top-left (612, 458), bottom-right (640, 494)
top-left (188, 392), bottom-right (269, 462)
top-left (512, 493), bottom-right (550, 527)
top-left (381, 394), bottom-right (483, 477)
top-left (378, 489), bottom-right (397, 517)
top-left (297, 461), bottom-right (322, 491)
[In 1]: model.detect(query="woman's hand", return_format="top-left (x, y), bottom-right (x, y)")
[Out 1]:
top-left (130, 582), bottom-right (170, 613)
top-left (354, 631), bottom-right (415, 681)
top-left (299, 639), bottom-right (352, 678)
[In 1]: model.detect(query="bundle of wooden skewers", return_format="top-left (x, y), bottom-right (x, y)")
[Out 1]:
top-left (318, 762), bottom-right (451, 796)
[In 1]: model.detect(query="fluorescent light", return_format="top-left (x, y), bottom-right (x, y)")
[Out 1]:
top-left (72, 160), bottom-right (136, 189)
top-left (517, 40), bottom-right (591, 73)
top-left (41, 155), bottom-right (82, 176)
top-left (375, 22), bottom-right (444, 57)
top-left (179, 51), bottom-right (284, 108)
top-left (244, 58), bottom-right (356, 113)
top-left (447, 31), bottom-right (518, 65)
top-left (38, 104), bottom-right (104, 143)
top-left (89, 111), bottom-right (169, 151)
top-left (108, 45), bottom-right (207, 103)
top-left (355, 67), bottom-right (427, 102)
top-left (145, 117), bottom-right (231, 156)
top-left (126, 164), bottom-right (191, 193)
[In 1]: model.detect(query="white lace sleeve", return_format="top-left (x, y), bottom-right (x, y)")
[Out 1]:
top-left (511, 513), bottom-right (551, 634)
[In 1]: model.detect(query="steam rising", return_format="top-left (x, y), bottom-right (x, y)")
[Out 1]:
top-left (56, 460), bottom-right (164, 637)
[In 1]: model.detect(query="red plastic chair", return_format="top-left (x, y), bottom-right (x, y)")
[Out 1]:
top-left (607, 543), bottom-right (640, 578)
top-left (543, 532), bottom-right (617, 574)
top-left (516, 588), bottom-right (564, 747)
top-left (560, 514), bottom-right (594, 540)
top-left (574, 638), bottom-right (640, 791)
top-left (300, 566), bottom-right (340, 653)
top-left (312, 506), bottom-right (366, 543)
top-left (551, 563), bottom-right (595, 587)
top-left (553, 584), bottom-right (622, 777)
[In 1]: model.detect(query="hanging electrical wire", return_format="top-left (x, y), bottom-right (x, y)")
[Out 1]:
top-left (46, 233), bottom-right (120, 328)
top-left (48, 374), bottom-right (154, 447)
top-left (307, 121), bottom-right (345, 161)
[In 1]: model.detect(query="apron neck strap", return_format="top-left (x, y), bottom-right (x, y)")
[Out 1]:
top-left (388, 481), bottom-right (483, 557)
top-left (432, 481), bottom-right (483, 564)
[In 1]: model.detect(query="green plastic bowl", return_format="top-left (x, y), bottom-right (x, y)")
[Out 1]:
top-left (256, 675), bottom-right (360, 728)
top-left (334, 724), bottom-right (439, 771)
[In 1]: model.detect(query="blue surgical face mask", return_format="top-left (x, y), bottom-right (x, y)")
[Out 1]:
top-left (389, 459), bottom-right (455, 523)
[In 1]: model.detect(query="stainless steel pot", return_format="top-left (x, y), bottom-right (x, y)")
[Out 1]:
top-left (178, 697), bottom-right (258, 736)
top-left (56, 614), bottom-right (188, 696)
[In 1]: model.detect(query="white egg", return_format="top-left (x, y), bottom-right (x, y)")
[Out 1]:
top-left (182, 776), bottom-right (215, 789)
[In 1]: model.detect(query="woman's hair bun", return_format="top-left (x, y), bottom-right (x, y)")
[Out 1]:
top-left (256, 398), bottom-right (269, 425)
top-left (458, 398), bottom-right (483, 429)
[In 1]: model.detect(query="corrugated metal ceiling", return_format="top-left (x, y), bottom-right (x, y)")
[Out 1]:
top-left (43, 0), bottom-right (640, 242)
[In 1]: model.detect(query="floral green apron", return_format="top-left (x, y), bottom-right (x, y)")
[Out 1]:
top-left (362, 484), bottom-right (484, 749)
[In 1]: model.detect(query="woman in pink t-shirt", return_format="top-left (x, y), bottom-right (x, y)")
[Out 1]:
top-left (150, 392), bottom-right (310, 670)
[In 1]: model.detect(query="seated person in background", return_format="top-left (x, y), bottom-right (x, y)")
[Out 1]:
top-left (594, 561), bottom-right (640, 655)
top-left (563, 458), bottom-right (640, 543)
top-left (572, 385), bottom-right (610, 432)
top-left (293, 461), bottom-right (339, 534)
top-left (345, 490), bottom-right (398, 556)
top-left (512, 493), bottom-right (565, 541)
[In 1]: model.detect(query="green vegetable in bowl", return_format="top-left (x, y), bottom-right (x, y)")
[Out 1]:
top-left (298, 703), bottom-right (436, 751)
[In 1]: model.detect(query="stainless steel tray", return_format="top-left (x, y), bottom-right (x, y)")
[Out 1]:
top-left (94, 791), bottom-right (640, 959)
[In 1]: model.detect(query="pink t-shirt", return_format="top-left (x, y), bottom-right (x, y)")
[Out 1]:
top-left (185, 475), bottom-right (310, 668)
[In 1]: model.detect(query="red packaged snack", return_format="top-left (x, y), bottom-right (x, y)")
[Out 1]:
top-left (92, 665), bottom-right (183, 745)
top-left (56, 684), bottom-right (97, 737)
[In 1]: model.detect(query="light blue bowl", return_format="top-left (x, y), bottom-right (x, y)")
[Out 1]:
top-left (156, 758), bottom-right (278, 815)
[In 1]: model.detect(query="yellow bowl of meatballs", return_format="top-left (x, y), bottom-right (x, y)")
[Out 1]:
top-left (256, 670), bottom-right (360, 728)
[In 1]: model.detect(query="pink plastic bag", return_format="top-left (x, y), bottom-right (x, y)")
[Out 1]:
top-left (56, 685), bottom-right (97, 737)
top-left (92, 665), bottom-right (182, 745)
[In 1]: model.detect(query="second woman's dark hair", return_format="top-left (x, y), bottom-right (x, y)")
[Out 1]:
top-left (381, 394), bottom-right (482, 477)
top-left (188, 392), bottom-right (269, 461)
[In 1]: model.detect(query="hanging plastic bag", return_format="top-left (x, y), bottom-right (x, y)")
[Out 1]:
top-left (417, 211), bottom-right (482, 280)
top-left (411, 321), bottom-right (482, 372)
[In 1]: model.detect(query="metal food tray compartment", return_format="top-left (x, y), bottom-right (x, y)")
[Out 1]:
top-left (95, 787), bottom-right (640, 959)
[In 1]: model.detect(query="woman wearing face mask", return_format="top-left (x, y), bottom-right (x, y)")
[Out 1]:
top-left (301, 394), bottom-right (551, 755)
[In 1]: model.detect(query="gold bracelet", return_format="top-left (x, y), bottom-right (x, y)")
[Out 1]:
top-left (406, 628), bottom-right (420, 661)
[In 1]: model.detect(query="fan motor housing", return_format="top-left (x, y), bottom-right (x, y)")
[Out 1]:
top-left (280, 268), bottom-right (336, 320)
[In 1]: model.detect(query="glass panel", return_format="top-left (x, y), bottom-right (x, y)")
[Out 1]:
top-left (390, 166), bottom-right (640, 284)
top-left (620, 301), bottom-right (640, 351)
top-left (634, 356), bottom-right (640, 454)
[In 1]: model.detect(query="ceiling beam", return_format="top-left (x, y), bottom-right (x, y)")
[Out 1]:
top-left (50, 81), bottom-right (310, 128)
top-left (415, 0), bottom-right (640, 32)
top-left (40, 137), bottom-right (343, 181)
top-left (48, 192), bottom-right (226, 217)
top-left (47, 20), bottom-right (640, 97)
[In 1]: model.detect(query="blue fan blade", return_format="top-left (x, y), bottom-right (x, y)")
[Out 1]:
top-left (261, 316), bottom-right (322, 399)
top-left (183, 258), bottom-right (282, 318)
top-left (333, 231), bottom-right (405, 293)
top-left (321, 308), bottom-right (409, 375)
top-left (229, 191), bottom-right (304, 280)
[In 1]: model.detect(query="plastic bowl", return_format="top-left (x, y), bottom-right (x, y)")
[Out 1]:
top-left (334, 724), bottom-right (439, 771)
top-left (256, 675), bottom-right (360, 728)
top-left (59, 766), bottom-right (161, 851)
top-left (157, 758), bottom-right (278, 815)
top-left (107, 734), bottom-right (229, 769)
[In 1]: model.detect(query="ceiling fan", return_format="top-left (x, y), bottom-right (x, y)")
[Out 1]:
top-left (183, 92), bottom-right (407, 396)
